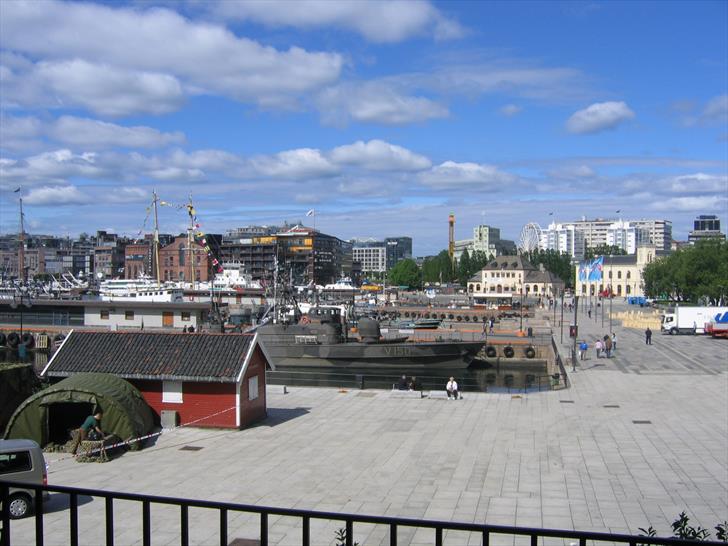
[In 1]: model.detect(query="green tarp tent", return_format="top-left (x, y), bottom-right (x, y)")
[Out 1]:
top-left (3, 373), bottom-right (155, 451)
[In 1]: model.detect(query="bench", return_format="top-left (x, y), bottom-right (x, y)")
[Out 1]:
top-left (266, 385), bottom-right (288, 394)
top-left (428, 390), bottom-right (449, 399)
top-left (428, 390), bottom-right (461, 400)
top-left (390, 389), bottom-right (424, 399)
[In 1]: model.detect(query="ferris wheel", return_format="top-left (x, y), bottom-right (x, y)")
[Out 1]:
top-left (519, 223), bottom-right (542, 253)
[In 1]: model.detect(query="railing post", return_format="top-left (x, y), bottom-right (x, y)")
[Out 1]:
top-left (389, 523), bottom-right (397, 546)
top-left (435, 527), bottom-right (443, 546)
top-left (142, 500), bottom-right (151, 546)
top-left (105, 496), bottom-right (114, 546)
top-left (180, 505), bottom-right (189, 546)
top-left (482, 530), bottom-right (489, 546)
top-left (219, 509), bottom-right (227, 546)
top-left (530, 533), bottom-right (537, 546)
top-left (302, 516), bottom-right (310, 546)
top-left (70, 492), bottom-right (79, 546)
top-left (579, 538), bottom-right (586, 546)
top-left (260, 512), bottom-right (268, 546)
top-left (1, 484), bottom-right (10, 546)
top-left (346, 519), bottom-right (353, 546)
top-left (34, 486), bottom-right (44, 546)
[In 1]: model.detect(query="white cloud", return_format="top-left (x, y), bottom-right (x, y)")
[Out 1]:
top-left (24, 185), bottom-right (91, 205)
top-left (318, 82), bottom-right (448, 125)
top-left (106, 187), bottom-right (148, 204)
top-left (419, 161), bottom-right (517, 188)
top-left (207, 0), bottom-right (464, 43)
top-left (251, 148), bottom-right (339, 179)
top-left (0, 115), bottom-right (43, 151)
top-left (0, 149), bottom-right (105, 184)
top-left (547, 165), bottom-right (596, 179)
top-left (664, 173), bottom-right (728, 194)
top-left (648, 195), bottom-right (727, 212)
top-left (702, 94), bottom-right (728, 124)
top-left (329, 140), bottom-right (431, 171)
top-left (0, 1), bottom-right (343, 114)
top-left (566, 101), bottom-right (635, 134)
top-left (499, 104), bottom-right (523, 117)
top-left (49, 116), bottom-right (185, 149)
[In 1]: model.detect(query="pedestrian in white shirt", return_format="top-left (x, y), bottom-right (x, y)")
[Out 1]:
top-left (446, 377), bottom-right (459, 400)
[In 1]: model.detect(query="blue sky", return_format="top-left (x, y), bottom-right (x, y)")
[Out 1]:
top-left (1, 0), bottom-right (726, 255)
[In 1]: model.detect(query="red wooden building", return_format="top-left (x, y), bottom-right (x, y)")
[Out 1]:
top-left (42, 331), bottom-right (267, 429)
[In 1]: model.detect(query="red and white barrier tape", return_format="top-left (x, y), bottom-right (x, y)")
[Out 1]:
top-left (46, 405), bottom-right (238, 471)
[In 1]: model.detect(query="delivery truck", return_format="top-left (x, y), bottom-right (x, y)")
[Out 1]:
top-left (660, 306), bottom-right (728, 335)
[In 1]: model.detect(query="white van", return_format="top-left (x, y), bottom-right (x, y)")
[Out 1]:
top-left (0, 439), bottom-right (48, 519)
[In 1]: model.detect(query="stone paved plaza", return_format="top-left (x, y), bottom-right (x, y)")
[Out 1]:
top-left (7, 305), bottom-right (728, 545)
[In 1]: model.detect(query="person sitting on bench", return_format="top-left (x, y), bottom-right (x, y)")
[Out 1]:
top-left (397, 375), bottom-right (408, 390)
top-left (446, 377), bottom-right (459, 400)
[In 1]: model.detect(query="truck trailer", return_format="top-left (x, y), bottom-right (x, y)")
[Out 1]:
top-left (660, 306), bottom-right (728, 335)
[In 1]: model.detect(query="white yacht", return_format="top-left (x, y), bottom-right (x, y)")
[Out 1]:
top-left (99, 276), bottom-right (184, 302)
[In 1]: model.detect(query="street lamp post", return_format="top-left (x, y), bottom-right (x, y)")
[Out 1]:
top-left (11, 284), bottom-right (32, 341)
top-left (572, 295), bottom-right (579, 372)
top-left (560, 290), bottom-right (564, 343)
top-left (519, 282), bottom-right (524, 333)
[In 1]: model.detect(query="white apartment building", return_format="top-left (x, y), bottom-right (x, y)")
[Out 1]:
top-left (606, 220), bottom-right (637, 254)
top-left (544, 218), bottom-right (672, 254)
top-left (539, 222), bottom-right (586, 259)
top-left (352, 244), bottom-right (387, 273)
top-left (472, 225), bottom-right (500, 255)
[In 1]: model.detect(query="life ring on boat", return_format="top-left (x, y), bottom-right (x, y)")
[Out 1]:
top-left (6, 332), bottom-right (20, 348)
top-left (456, 315), bottom-right (462, 322)
top-left (464, 315), bottom-right (471, 322)
top-left (524, 347), bottom-right (536, 359)
top-left (21, 333), bottom-right (35, 348)
top-left (485, 345), bottom-right (497, 358)
top-left (503, 345), bottom-right (515, 358)
top-left (299, 315), bottom-right (311, 325)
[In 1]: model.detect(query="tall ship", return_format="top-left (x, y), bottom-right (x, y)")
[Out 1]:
top-left (257, 306), bottom-right (484, 370)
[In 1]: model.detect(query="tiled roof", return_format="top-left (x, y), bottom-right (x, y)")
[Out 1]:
top-left (482, 255), bottom-right (536, 271)
top-left (525, 269), bottom-right (564, 284)
top-left (43, 331), bottom-right (256, 382)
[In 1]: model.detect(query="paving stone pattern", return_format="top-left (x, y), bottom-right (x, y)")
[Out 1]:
top-left (8, 303), bottom-right (727, 545)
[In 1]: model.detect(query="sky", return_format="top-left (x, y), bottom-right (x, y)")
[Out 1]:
top-left (0, 0), bottom-right (726, 256)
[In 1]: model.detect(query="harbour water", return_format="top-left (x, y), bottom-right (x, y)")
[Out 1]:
top-left (266, 358), bottom-right (560, 393)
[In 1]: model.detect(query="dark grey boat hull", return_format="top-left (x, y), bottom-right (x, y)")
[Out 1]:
top-left (257, 324), bottom-right (484, 370)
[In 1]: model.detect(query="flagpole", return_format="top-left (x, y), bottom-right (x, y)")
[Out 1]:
top-left (18, 188), bottom-right (25, 283)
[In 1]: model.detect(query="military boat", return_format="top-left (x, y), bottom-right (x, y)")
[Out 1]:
top-left (257, 306), bottom-right (484, 370)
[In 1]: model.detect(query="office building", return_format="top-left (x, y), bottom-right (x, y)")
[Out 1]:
top-left (539, 223), bottom-right (586, 259)
top-left (688, 214), bottom-right (725, 243)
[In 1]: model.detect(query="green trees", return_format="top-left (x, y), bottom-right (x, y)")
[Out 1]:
top-left (421, 251), bottom-right (455, 284)
top-left (585, 244), bottom-right (627, 260)
top-left (387, 258), bottom-right (422, 289)
top-left (642, 239), bottom-right (728, 304)
top-left (525, 249), bottom-right (575, 288)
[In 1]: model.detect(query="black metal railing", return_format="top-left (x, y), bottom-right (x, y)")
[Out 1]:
top-left (2, 481), bottom-right (721, 546)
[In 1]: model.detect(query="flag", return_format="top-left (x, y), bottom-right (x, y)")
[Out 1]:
top-left (615, 209), bottom-right (621, 213)
top-left (548, 212), bottom-right (553, 216)
top-left (306, 209), bottom-right (315, 217)
top-left (14, 187), bottom-right (21, 193)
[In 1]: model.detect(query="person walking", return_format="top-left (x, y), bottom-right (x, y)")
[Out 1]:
top-left (489, 317), bottom-right (495, 334)
top-left (604, 335), bottom-right (613, 358)
top-left (595, 339), bottom-right (603, 358)
top-left (579, 340), bottom-right (588, 360)
top-left (611, 332), bottom-right (617, 352)
top-left (645, 327), bottom-right (652, 345)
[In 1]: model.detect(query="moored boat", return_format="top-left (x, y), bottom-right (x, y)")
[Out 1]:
top-left (257, 307), bottom-right (484, 370)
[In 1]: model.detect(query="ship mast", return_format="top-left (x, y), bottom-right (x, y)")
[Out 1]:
top-left (18, 190), bottom-right (25, 283)
top-left (152, 189), bottom-right (161, 285)
top-left (187, 194), bottom-right (195, 288)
